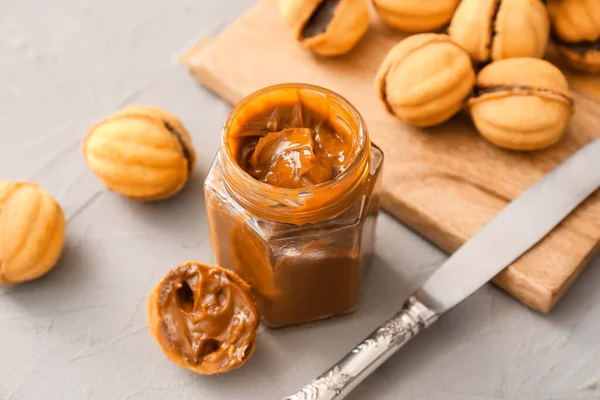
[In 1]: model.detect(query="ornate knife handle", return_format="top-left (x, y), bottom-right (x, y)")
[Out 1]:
top-left (284, 296), bottom-right (438, 400)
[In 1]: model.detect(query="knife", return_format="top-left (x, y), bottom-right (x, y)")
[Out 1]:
top-left (285, 138), bottom-right (600, 400)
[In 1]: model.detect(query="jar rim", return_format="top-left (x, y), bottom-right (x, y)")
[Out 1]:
top-left (219, 83), bottom-right (371, 224)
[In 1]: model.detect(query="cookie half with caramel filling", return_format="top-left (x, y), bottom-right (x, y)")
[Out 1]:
top-left (280, 0), bottom-right (369, 56)
top-left (148, 262), bottom-right (260, 375)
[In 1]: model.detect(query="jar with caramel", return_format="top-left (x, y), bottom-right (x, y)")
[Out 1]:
top-left (204, 84), bottom-right (384, 328)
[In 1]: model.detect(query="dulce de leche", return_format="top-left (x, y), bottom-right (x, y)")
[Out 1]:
top-left (148, 262), bottom-right (259, 374)
top-left (204, 84), bottom-right (384, 327)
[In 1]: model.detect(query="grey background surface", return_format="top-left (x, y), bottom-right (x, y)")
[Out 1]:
top-left (1, 1), bottom-right (600, 399)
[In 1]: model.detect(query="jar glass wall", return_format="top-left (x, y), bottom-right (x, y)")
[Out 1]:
top-left (204, 84), bottom-right (384, 327)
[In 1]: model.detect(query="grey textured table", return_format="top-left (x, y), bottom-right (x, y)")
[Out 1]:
top-left (1, 1), bottom-right (600, 399)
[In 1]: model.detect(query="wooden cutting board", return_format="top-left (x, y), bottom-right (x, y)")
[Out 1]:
top-left (182, 0), bottom-right (600, 313)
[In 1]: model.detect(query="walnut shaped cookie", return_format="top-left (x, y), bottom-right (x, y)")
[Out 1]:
top-left (376, 34), bottom-right (476, 127)
top-left (469, 58), bottom-right (574, 151)
top-left (449, 0), bottom-right (550, 63)
top-left (280, 0), bottom-right (370, 56)
top-left (0, 181), bottom-right (66, 285)
top-left (83, 105), bottom-right (196, 201)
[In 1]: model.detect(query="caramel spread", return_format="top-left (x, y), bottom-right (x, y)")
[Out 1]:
top-left (235, 240), bottom-right (361, 327)
top-left (206, 84), bottom-right (384, 328)
top-left (209, 219), bottom-right (364, 328)
top-left (301, 0), bottom-right (342, 39)
top-left (229, 95), bottom-right (358, 189)
top-left (554, 36), bottom-right (600, 54)
top-left (473, 85), bottom-right (574, 105)
top-left (148, 262), bottom-right (259, 375)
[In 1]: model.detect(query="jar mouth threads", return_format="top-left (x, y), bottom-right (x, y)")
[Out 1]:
top-left (220, 83), bottom-right (371, 225)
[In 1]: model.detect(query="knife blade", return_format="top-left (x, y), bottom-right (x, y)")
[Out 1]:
top-left (285, 138), bottom-right (600, 400)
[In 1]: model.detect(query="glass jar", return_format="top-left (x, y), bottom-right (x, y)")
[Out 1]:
top-left (204, 83), bottom-right (384, 328)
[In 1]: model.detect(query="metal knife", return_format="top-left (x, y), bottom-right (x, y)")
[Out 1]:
top-left (285, 138), bottom-right (600, 400)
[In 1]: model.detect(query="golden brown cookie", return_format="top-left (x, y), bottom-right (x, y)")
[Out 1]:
top-left (373, 0), bottom-right (461, 33)
top-left (280, 0), bottom-right (370, 56)
top-left (449, 0), bottom-right (549, 63)
top-left (548, 0), bottom-right (600, 73)
top-left (375, 33), bottom-right (475, 127)
top-left (147, 262), bottom-right (260, 375)
top-left (83, 105), bottom-right (196, 201)
top-left (469, 58), bottom-right (574, 151)
top-left (0, 181), bottom-right (65, 285)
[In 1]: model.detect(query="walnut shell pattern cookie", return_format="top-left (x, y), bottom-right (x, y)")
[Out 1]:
top-left (373, 0), bottom-right (461, 33)
top-left (83, 105), bottom-right (196, 201)
top-left (548, 0), bottom-right (600, 73)
top-left (449, 0), bottom-right (550, 63)
top-left (147, 262), bottom-right (260, 375)
top-left (280, 0), bottom-right (370, 56)
top-left (375, 33), bottom-right (476, 127)
top-left (0, 181), bottom-right (66, 285)
top-left (469, 58), bottom-right (574, 151)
